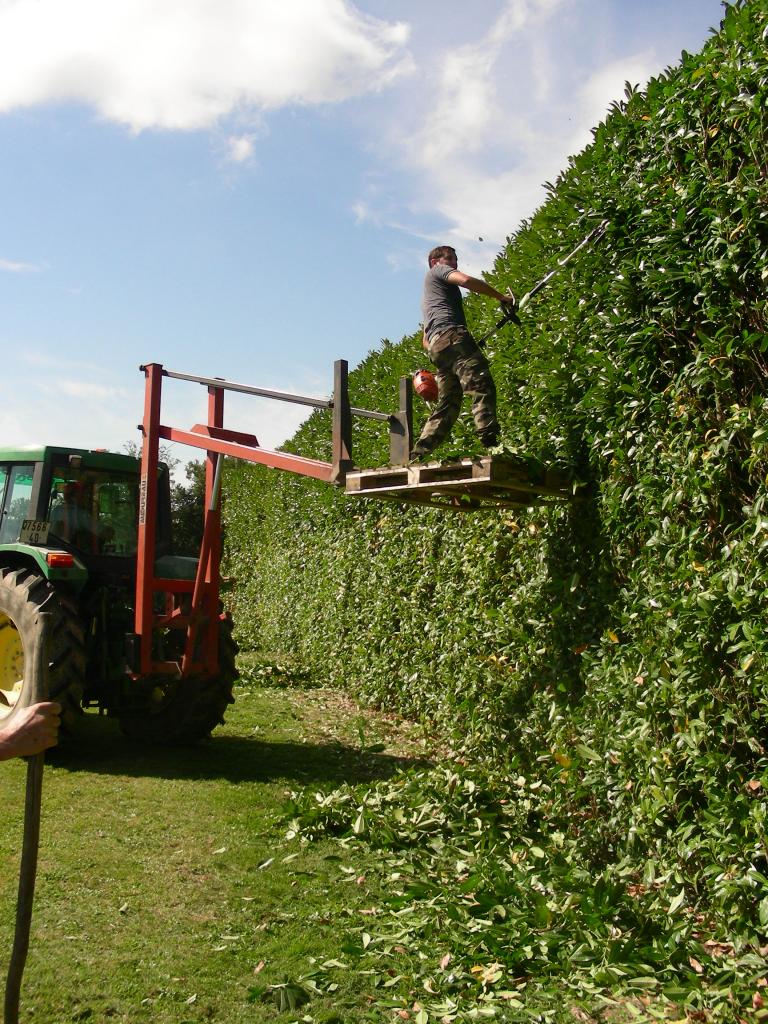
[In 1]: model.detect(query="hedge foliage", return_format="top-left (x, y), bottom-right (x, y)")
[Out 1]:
top-left (225, 2), bottom-right (768, 1013)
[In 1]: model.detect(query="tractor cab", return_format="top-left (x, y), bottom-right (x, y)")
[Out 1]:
top-left (0, 447), bottom-right (173, 579)
top-left (47, 473), bottom-right (136, 556)
top-left (0, 446), bottom-right (200, 736)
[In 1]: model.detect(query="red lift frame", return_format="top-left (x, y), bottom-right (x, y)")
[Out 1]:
top-left (133, 361), bottom-right (412, 680)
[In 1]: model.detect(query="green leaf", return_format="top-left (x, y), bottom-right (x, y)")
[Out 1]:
top-left (268, 982), bottom-right (312, 1013)
top-left (667, 888), bottom-right (686, 915)
top-left (575, 743), bottom-right (601, 762)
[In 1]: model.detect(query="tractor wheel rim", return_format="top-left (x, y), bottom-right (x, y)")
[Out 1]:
top-left (0, 611), bottom-right (24, 717)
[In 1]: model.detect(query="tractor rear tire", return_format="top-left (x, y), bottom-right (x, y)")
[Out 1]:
top-left (0, 567), bottom-right (86, 727)
top-left (118, 615), bottom-right (238, 744)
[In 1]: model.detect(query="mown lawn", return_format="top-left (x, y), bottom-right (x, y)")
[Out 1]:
top-left (0, 683), bottom-right (431, 1024)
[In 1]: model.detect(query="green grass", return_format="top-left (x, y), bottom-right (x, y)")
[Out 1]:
top-left (0, 682), bottom-right (431, 1024)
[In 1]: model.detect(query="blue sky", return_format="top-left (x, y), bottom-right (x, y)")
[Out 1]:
top-left (0, 0), bottom-right (726, 460)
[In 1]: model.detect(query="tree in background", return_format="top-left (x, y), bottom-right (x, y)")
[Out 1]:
top-left (170, 460), bottom-right (205, 556)
top-left (123, 441), bottom-right (204, 556)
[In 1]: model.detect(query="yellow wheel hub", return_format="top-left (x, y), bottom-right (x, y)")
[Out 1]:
top-left (0, 611), bottom-right (24, 718)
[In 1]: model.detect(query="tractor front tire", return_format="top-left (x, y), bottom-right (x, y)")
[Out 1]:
top-left (118, 616), bottom-right (238, 744)
top-left (0, 567), bottom-right (85, 728)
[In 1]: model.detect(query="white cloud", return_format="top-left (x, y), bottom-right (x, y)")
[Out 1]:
top-left (385, 246), bottom-right (426, 274)
top-left (0, 408), bottom-right (25, 437)
top-left (41, 380), bottom-right (132, 401)
top-left (0, 257), bottom-right (44, 273)
top-left (154, 366), bottom-right (330, 455)
top-left (414, 0), bottom-right (568, 166)
top-left (3, 351), bottom-right (329, 458)
top-left (362, 0), bottom-right (678, 270)
top-left (225, 134), bottom-right (257, 164)
top-left (429, 51), bottom-right (660, 260)
top-left (21, 351), bottom-right (108, 373)
top-left (222, 393), bottom-right (315, 452)
top-left (2, 381), bottom-right (140, 452)
top-left (352, 200), bottom-right (373, 225)
top-left (355, 0), bottom-right (579, 268)
top-left (0, 0), bottom-right (412, 131)
top-left (572, 53), bottom-right (657, 142)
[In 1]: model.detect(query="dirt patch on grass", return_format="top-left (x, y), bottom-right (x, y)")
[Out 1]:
top-left (286, 686), bottom-right (437, 760)
top-left (235, 652), bottom-right (445, 766)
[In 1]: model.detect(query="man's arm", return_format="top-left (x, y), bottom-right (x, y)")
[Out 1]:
top-left (447, 270), bottom-right (515, 306)
top-left (0, 702), bottom-right (61, 760)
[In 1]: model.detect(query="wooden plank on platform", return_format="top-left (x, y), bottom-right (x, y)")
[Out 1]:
top-left (344, 455), bottom-right (579, 512)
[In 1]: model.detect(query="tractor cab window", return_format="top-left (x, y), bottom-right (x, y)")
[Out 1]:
top-left (0, 465), bottom-right (34, 544)
top-left (47, 470), bottom-right (139, 555)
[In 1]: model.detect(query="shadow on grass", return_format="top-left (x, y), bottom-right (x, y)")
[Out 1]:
top-left (47, 715), bottom-right (431, 786)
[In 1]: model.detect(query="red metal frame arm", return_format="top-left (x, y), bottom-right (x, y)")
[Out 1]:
top-left (159, 425), bottom-right (334, 483)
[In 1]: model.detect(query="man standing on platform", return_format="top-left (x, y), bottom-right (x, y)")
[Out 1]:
top-left (410, 245), bottom-right (517, 461)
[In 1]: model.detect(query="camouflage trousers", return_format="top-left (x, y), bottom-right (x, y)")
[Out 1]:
top-left (412, 326), bottom-right (498, 456)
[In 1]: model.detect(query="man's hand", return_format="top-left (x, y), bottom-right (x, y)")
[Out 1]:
top-left (499, 291), bottom-right (520, 324)
top-left (0, 702), bottom-right (62, 760)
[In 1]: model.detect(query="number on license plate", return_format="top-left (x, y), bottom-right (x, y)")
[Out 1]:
top-left (19, 519), bottom-right (50, 545)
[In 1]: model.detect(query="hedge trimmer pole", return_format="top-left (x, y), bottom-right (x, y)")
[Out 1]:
top-left (476, 218), bottom-right (610, 348)
top-left (475, 290), bottom-right (520, 349)
top-left (518, 219), bottom-right (609, 311)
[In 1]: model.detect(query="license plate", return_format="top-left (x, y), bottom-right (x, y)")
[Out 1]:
top-left (19, 519), bottom-right (50, 545)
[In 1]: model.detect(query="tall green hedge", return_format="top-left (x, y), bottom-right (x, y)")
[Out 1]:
top-left (223, 6), bottom-right (768, 1001)
top-left (226, 0), bottom-right (767, 766)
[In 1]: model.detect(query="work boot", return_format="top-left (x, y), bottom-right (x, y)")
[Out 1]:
top-left (478, 428), bottom-right (500, 449)
top-left (409, 445), bottom-right (432, 463)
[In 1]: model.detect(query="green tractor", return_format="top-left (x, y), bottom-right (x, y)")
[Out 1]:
top-left (0, 446), bottom-right (237, 744)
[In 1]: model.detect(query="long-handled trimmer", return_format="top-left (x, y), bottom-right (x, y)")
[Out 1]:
top-left (4, 614), bottom-right (51, 1024)
top-left (474, 218), bottom-right (610, 347)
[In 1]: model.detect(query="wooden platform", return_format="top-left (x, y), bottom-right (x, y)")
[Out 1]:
top-left (344, 455), bottom-right (579, 512)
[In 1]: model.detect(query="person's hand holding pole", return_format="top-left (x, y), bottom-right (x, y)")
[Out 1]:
top-left (499, 290), bottom-right (520, 324)
top-left (0, 703), bottom-right (61, 761)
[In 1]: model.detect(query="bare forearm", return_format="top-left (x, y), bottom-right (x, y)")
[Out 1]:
top-left (0, 733), bottom-right (29, 760)
top-left (466, 276), bottom-right (508, 302)
top-left (0, 733), bottom-right (17, 760)
top-left (448, 270), bottom-right (510, 303)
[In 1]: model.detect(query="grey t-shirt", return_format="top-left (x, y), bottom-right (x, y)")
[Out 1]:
top-left (421, 263), bottom-right (467, 340)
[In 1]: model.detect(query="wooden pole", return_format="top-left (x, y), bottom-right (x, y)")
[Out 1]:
top-left (4, 613), bottom-right (51, 1024)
